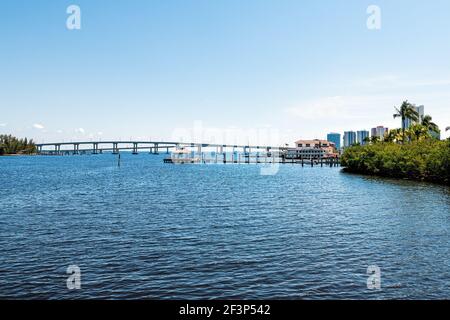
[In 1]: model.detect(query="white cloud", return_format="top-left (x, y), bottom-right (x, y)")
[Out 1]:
top-left (33, 123), bottom-right (45, 130)
top-left (285, 95), bottom-right (396, 121)
top-left (75, 128), bottom-right (85, 134)
top-left (283, 95), bottom-right (404, 139)
top-left (282, 87), bottom-right (450, 141)
top-left (348, 74), bottom-right (450, 92)
top-left (0, 123), bottom-right (7, 127)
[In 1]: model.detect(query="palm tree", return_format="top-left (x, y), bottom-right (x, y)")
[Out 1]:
top-left (407, 124), bottom-right (431, 142)
top-left (370, 136), bottom-right (380, 144)
top-left (393, 100), bottom-right (419, 143)
top-left (421, 115), bottom-right (440, 134)
top-left (384, 128), bottom-right (402, 143)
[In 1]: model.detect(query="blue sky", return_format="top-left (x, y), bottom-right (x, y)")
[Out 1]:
top-left (1, 0), bottom-right (449, 145)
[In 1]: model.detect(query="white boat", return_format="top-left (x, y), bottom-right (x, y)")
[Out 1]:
top-left (164, 148), bottom-right (201, 164)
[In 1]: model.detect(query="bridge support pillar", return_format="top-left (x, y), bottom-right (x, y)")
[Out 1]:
top-left (218, 146), bottom-right (225, 163)
top-left (73, 144), bottom-right (79, 155)
top-left (153, 143), bottom-right (159, 154)
top-left (132, 143), bottom-right (138, 155)
top-left (245, 146), bottom-right (250, 164)
top-left (112, 143), bottom-right (119, 154)
top-left (55, 144), bottom-right (61, 155)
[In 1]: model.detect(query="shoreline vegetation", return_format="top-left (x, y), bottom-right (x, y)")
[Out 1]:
top-left (341, 139), bottom-right (449, 185)
top-left (341, 101), bottom-right (449, 186)
top-left (0, 135), bottom-right (36, 155)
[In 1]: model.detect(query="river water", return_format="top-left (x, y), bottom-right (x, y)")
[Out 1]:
top-left (0, 153), bottom-right (449, 299)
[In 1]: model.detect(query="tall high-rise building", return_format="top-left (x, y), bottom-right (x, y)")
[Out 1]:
top-left (371, 126), bottom-right (389, 140)
top-left (343, 131), bottom-right (356, 148)
top-left (327, 133), bottom-right (341, 150)
top-left (357, 130), bottom-right (370, 145)
top-left (430, 131), bottom-right (441, 140)
top-left (403, 105), bottom-right (425, 129)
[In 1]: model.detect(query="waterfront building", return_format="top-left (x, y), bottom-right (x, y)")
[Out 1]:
top-left (343, 131), bottom-right (356, 148)
top-left (295, 139), bottom-right (332, 148)
top-left (371, 126), bottom-right (389, 140)
top-left (403, 105), bottom-right (425, 129)
top-left (295, 139), bottom-right (336, 154)
top-left (357, 130), bottom-right (370, 145)
top-left (327, 133), bottom-right (341, 150)
top-left (287, 139), bottom-right (337, 159)
top-left (286, 147), bottom-right (325, 160)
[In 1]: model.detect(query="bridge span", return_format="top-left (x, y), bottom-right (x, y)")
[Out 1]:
top-left (36, 141), bottom-right (287, 156)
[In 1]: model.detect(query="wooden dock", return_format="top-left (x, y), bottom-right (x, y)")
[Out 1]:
top-left (164, 153), bottom-right (340, 167)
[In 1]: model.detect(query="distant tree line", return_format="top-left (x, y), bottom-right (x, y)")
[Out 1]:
top-left (0, 135), bottom-right (36, 155)
top-left (341, 101), bottom-right (450, 185)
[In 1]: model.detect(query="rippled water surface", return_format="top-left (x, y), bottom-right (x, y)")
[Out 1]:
top-left (1, 154), bottom-right (449, 299)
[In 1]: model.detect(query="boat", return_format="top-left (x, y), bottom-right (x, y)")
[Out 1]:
top-left (164, 148), bottom-right (202, 164)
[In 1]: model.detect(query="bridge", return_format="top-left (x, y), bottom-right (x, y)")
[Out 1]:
top-left (35, 141), bottom-right (287, 156)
